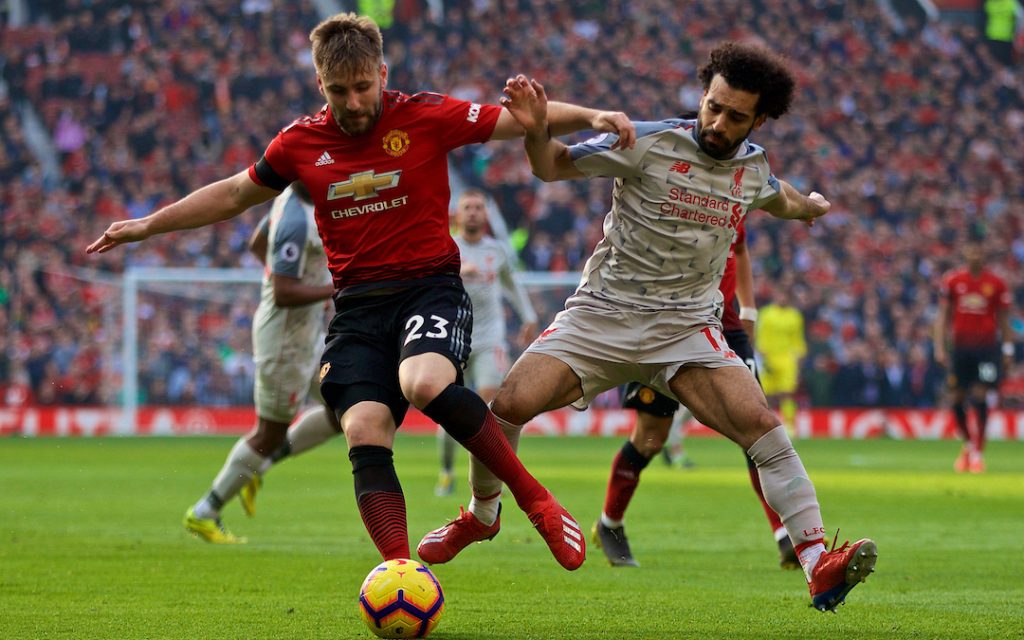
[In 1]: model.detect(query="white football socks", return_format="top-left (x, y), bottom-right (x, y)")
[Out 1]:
top-left (746, 425), bottom-right (826, 581)
top-left (798, 543), bottom-right (827, 581)
top-left (286, 406), bottom-right (337, 457)
top-left (197, 438), bottom-right (266, 518)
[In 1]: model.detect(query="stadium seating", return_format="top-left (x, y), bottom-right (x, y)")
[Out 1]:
top-left (1, 0), bottom-right (1020, 408)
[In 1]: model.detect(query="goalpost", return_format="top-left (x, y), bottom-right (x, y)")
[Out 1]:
top-left (119, 266), bottom-right (581, 434)
top-left (120, 267), bottom-right (263, 434)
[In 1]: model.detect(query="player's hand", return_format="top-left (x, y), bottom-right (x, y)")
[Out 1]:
top-left (500, 75), bottom-right (548, 136)
top-left (86, 219), bottom-right (152, 253)
top-left (933, 347), bottom-right (947, 368)
top-left (802, 192), bottom-right (830, 227)
top-left (517, 321), bottom-right (538, 348)
top-left (591, 111), bottom-right (635, 150)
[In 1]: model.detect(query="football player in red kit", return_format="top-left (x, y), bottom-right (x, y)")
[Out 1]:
top-left (934, 238), bottom-right (1015, 473)
top-left (88, 12), bottom-right (635, 570)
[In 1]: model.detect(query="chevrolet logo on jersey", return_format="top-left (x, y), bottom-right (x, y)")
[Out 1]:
top-left (327, 169), bottom-right (402, 201)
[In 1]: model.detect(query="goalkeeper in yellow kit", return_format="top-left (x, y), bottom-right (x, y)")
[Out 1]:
top-left (756, 286), bottom-right (807, 433)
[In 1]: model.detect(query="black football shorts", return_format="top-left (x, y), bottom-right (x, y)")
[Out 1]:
top-left (950, 345), bottom-right (1001, 390)
top-left (319, 276), bottom-right (473, 425)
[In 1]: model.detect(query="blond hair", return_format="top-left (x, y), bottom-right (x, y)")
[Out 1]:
top-left (309, 13), bottom-right (383, 77)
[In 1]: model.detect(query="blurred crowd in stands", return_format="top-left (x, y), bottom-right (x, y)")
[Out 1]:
top-left (1, 0), bottom-right (1022, 410)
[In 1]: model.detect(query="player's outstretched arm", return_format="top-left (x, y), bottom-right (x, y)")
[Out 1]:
top-left (87, 171), bottom-right (280, 254)
top-left (760, 179), bottom-right (830, 227)
top-left (491, 75), bottom-right (635, 149)
top-left (500, 77), bottom-right (583, 182)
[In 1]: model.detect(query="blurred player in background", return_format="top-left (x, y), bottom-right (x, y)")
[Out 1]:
top-left (756, 283), bottom-right (806, 434)
top-left (184, 182), bottom-right (336, 543)
top-left (89, 12), bottom-right (635, 569)
top-left (421, 43), bottom-right (877, 612)
top-left (436, 189), bottom-right (538, 496)
top-left (596, 222), bottom-right (798, 570)
top-left (933, 237), bottom-right (1015, 473)
top-left (622, 383), bottom-right (693, 468)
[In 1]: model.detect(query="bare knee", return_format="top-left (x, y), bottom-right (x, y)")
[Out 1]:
top-left (630, 413), bottom-right (672, 458)
top-left (398, 353), bottom-right (457, 409)
top-left (402, 376), bottom-right (450, 410)
top-left (489, 387), bottom-right (525, 425)
top-left (741, 409), bottom-right (783, 449)
top-left (341, 403), bottom-right (396, 449)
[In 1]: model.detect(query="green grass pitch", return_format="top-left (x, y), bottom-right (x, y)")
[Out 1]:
top-left (2, 435), bottom-right (1022, 639)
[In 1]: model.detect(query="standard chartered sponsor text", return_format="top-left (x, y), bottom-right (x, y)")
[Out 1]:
top-left (658, 202), bottom-right (729, 226)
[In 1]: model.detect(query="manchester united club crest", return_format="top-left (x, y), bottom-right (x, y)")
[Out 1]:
top-left (382, 129), bottom-right (410, 157)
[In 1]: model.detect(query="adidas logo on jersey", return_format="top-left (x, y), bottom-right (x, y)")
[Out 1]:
top-left (315, 151), bottom-right (335, 166)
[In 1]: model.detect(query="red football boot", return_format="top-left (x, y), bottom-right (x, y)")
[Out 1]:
top-left (527, 491), bottom-right (585, 571)
top-left (809, 537), bottom-right (878, 612)
top-left (417, 506), bottom-right (500, 565)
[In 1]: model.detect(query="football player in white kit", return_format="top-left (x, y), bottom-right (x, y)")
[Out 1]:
top-left (435, 189), bottom-right (538, 496)
top-left (419, 44), bottom-right (877, 613)
top-left (184, 182), bottom-right (337, 543)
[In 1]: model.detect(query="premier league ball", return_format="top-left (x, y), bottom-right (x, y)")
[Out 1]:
top-left (358, 559), bottom-right (445, 638)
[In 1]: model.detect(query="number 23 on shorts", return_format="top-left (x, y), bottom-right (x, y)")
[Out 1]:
top-left (404, 314), bottom-right (450, 346)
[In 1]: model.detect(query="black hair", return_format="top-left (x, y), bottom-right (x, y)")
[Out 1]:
top-left (697, 42), bottom-right (796, 119)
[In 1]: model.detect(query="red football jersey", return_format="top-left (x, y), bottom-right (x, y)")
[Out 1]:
top-left (248, 91), bottom-right (502, 293)
top-left (940, 268), bottom-right (1010, 347)
top-left (720, 221), bottom-right (746, 332)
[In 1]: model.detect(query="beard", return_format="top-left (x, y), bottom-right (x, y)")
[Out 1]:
top-left (334, 89), bottom-right (383, 136)
top-left (696, 122), bottom-right (751, 160)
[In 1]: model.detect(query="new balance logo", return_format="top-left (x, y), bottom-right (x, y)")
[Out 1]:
top-left (670, 161), bottom-right (691, 174)
top-left (315, 151), bottom-right (335, 166)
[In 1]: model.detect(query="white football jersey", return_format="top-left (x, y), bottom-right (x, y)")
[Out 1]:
top-left (456, 235), bottom-right (537, 350)
top-left (252, 185), bottom-right (331, 365)
top-left (568, 118), bottom-right (780, 316)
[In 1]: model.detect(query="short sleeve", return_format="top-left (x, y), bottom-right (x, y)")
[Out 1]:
top-left (421, 93), bottom-right (501, 151)
top-left (749, 161), bottom-right (782, 211)
top-left (569, 121), bottom-right (672, 179)
top-left (269, 195), bottom-right (310, 278)
top-left (248, 132), bottom-right (297, 191)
